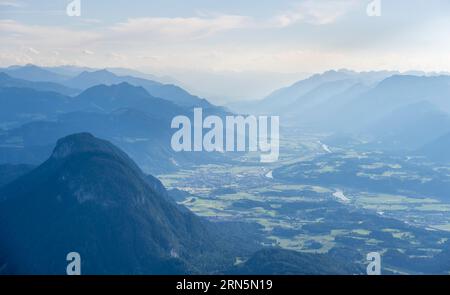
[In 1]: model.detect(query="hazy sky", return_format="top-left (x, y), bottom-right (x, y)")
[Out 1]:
top-left (1, 0), bottom-right (450, 101)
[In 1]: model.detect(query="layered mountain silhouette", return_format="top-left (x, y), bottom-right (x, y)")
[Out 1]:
top-left (238, 69), bottom-right (396, 115)
top-left (0, 82), bottom-right (229, 173)
top-left (0, 64), bottom-right (70, 83)
top-left (0, 73), bottom-right (79, 96)
top-left (326, 75), bottom-right (450, 133)
top-left (249, 71), bottom-right (450, 126)
top-left (0, 80), bottom-right (184, 125)
top-left (239, 70), bottom-right (450, 156)
top-left (0, 133), bottom-right (233, 274)
top-left (0, 107), bottom-right (181, 172)
top-left (73, 82), bottom-right (184, 120)
top-left (63, 69), bottom-right (215, 108)
top-left (1, 64), bottom-right (220, 109)
top-left (0, 65), bottom-right (227, 172)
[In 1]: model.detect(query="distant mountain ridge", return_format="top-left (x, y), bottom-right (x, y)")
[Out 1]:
top-left (0, 82), bottom-right (230, 173)
top-left (0, 65), bottom-right (229, 173)
top-left (0, 64), bottom-right (218, 109)
top-left (1, 64), bottom-right (70, 83)
top-left (64, 69), bottom-right (214, 108)
top-left (243, 70), bottom-right (450, 124)
top-left (0, 72), bottom-right (79, 96)
top-left (325, 75), bottom-right (450, 134)
top-left (238, 69), bottom-right (397, 115)
top-left (235, 69), bottom-right (450, 154)
top-left (73, 82), bottom-right (184, 120)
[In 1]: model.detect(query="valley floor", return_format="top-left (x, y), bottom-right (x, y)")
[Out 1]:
top-left (158, 130), bottom-right (450, 274)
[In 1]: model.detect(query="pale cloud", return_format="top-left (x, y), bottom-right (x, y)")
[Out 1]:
top-left (27, 47), bottom-right (39, 54)
top-left (111, 14), bottom-right (252, 41)
top-left (0, 16), bottom-right (254, 66)
top-left (82, 49), bottom-right (94, 55)
top-left (0, 19), bottom-right (99, 47)
top-left (272, 0), bottom-right (360, 27)
top-left (1, 1), bottom-right (450, 77)
top-left (0, 5), bottom-right (354, 55)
